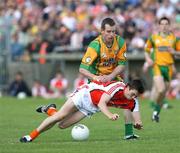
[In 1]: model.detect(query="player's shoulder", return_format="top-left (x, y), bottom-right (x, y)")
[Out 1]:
top-left (107, 81), bottom-right (125, 88)
top-left (116, 35), bottom-right (125, 45)
top-left (146, 33), bottom-right (158, 43)
top-left (87, 38), bottom-right (101, 54)
top-left (169, 32), bottom-right (177, 39)
top-left (117, 81), bottom-right (126, 88)
top-left (88, 36), bottom-right (101, 47)
top-left (91, 80), bottom-right (125, 87)
top-left (150, 33), bottom-right (158, 38)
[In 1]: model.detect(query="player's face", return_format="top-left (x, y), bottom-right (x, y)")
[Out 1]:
top-left (159, 19), bottom-right (170, 33)
top-left (101, 24), bottom-right (116, 44)
top-left (124, 87), bottom-right (138, 100)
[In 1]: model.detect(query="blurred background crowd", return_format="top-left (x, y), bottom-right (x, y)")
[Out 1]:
top-left (0, 0), bottom-right (180, 99)
top-left (0, 0), bottom-right (179, 62)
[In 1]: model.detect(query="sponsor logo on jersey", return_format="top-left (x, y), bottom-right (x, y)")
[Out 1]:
top-left (101, 53), bottom-right (107, 58)
top-left (158, 46), bottom-right (169, 51)
top-left (102, 58), bottom-right (116, 66)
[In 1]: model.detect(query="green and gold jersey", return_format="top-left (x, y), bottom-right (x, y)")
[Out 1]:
top-left (145, 33), bottom-right (180, 65)
top-left (80, 35), bottom-right (127, 75)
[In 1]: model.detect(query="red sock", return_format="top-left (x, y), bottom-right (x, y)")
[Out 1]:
top-left (47, 108), bottom-right (57, 116)
top-left (30, 129), bottom-right (39, 140)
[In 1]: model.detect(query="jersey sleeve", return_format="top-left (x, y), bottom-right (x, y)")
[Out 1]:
top-left (80, 41), bottom-right (100, 71)
top-left (144, 35), bottom-right (154, 54)
top-left (116, 37), bottom-right (127, 65)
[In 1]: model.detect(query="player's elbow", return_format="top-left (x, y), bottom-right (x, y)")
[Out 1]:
top-left (79, 68), bottom-right (83, 74)
top-left (97, 101), bottom-right (106, 110)
top-left (79, 68), bottom-right (85, 75)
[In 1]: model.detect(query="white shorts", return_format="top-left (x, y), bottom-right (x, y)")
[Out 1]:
top-left (133, 98), bottom-right (139, 112)
top-left (71, 88), bottom-right (100, 117)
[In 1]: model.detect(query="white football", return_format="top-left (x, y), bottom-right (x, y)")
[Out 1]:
top-left (71, 124), bottom-right (89, 141)
top-left (17, 92), bottom-right (27, 99)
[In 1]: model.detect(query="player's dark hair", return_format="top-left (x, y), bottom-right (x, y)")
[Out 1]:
top-left (101, 18), bottom-right (116, 30)
top-left (158, 17), bottom-right (170, 25)
top-left (128, 79), bottom-right (145, 94)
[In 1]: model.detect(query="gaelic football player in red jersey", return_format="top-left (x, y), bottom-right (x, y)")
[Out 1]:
top-left (20, 79), bottom-right (144, 143)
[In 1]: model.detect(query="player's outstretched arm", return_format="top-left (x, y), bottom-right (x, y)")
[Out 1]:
top-left (168, 47), bottom-right (180, 56)
top-left (132, 111), bottom-right (143, 130)
top-left (97, 93), bottom-right (119, 121)
top-left (79, 68), bottom-right (96, 80)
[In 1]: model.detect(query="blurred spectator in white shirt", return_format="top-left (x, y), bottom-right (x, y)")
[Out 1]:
top-left (49, 70), bottom-right (68, 98)
top-left (32, 79), bottom-right (48, 98)
top-left (70, 23), bottom-right (84, 50)
top-left (61, 9), bottom-right (77, 32)
top-left (156, 0), bottom-right (175, 19)
top-left (130, 30), bottom-right (145, 53)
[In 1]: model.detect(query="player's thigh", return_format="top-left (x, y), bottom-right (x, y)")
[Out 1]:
top-left (123, 109), bottom-right (133, 123)
top-left (58, 111), bottom-right (86, 129)
top-left (165, 81), bottom-right (170, 91)
top-left (153, 76), bottom-right (166, 93)
top-left (55, 98), bottom-right (78, 120)
top-left (150, 83), bottom-right (156, 98)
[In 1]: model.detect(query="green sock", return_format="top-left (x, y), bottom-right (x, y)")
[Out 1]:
top-left (163, 98), bottom-right (169, 105)
top-left (154, 103), bottom-right (161, 114)
top-left (125, 123), bottom-right (133, 136)
top-left (150, 101), bottom-right (156, 109)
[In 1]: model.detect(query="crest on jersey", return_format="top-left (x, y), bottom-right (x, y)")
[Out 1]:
top-left (101, 53), bottom-right (107, 58)
top-left (85, 57), bottom-right (91, 63)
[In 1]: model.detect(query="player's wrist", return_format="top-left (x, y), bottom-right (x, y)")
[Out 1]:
top-left (108, 74), bottom-right (114, 81)
top-left (92, 75), bottom-right (99, 81)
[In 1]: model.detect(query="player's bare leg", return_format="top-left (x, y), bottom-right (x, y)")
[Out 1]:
top-left (36, 98), bottom-right (78, 132)
top-left (123, 110), bottom-right (140, 140)
top-left (58, 111), bottom-right (86, 129)
top-left (152, 76), bottom-right (166, 122)
top-left (20, 98), bottom-right (79, 142)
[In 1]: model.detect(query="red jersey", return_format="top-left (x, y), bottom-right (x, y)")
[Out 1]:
top-left (87, 81), bottom-right (136, 111)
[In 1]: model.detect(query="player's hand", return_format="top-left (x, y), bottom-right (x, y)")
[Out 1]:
top-left (133, 123), bottom-right (143, 130)
top-left (168, 47), bottom-right (175, 54)
top-left (109, 114), bottom-right (119, 121)
top-left (142, 62), bottom-right (150, 73)
top-left (93, 75), bottom-right (102, 82)
top-left (147, 58), bottom-right (154, 67)
top-left (99, 75), bottom-right (113, 82)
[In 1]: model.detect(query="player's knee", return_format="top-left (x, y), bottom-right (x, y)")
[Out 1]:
top-left (157, 87), bottom-right (166, 95)
top-left (58, 124), bottom-right (65, 129)
top-left (58, 122), bottom-right (67, 129)
top-left (51, 114), bottom-right (66, 122)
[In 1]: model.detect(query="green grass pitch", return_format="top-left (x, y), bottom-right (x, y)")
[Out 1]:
top-left (0, 97), bottom-right (180, 153)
